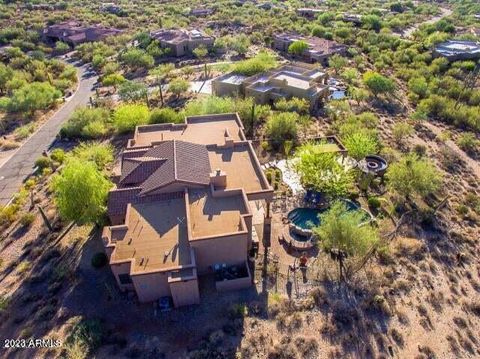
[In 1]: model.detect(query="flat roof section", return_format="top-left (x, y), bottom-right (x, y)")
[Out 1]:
top-left (274, 74), bottom-right (311, 90)
top-left (112, 199), bottom-right (192, 272)
top-left (208, 144), bottom-right (267, 193)
top-left (133, 116), bottom-right (244, 147)
top-left (189, 190), bottom-right (247, 238)
top-left (220, 74), bottom-right (248, 85)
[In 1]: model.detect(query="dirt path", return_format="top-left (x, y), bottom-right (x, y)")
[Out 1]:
top-left (422, 121), bottom-right (480, 179)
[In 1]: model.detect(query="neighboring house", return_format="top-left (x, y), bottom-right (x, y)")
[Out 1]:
top-left (296, 8), bottom-right (322, 18)
top-left (273, 33), bottom-right (348, 65)
top-left (212, 63), bottom-right (330, 111)
top-left (342, 13), bottom-right (363, 25)
top-left (190, 8), bottom-right (215, 17)
top-left (150, 29), bottom-right (214, 57)
top-left (43, 21), bottom-right (123, 47)
top-left (433, 40), bottom-right (480, 61)
top-left (101, 3), bottom-right (126, 15)
top-left (102, 113), bottom-right (274, 307)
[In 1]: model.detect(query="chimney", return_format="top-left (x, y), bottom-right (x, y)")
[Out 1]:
top-left (224, 128), bottom-right (234, 148)
top-left (210, 168), bottom-right (227, 188)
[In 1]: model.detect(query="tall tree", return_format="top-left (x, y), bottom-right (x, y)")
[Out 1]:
top-left (313, 201), bottom-right (379, 280)
top-left (52, 158), bottom-right (112, 224)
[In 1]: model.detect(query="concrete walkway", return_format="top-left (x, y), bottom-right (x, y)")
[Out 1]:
top-left (0, 61), bottom-right (98, 205)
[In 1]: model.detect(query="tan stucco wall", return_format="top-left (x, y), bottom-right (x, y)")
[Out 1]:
top-left (131, 271), bottom-right (171, 303)
top-left (212, 80), bottom-right (243, 98)
top-left (110, 261), bottom-right (135, 292)
top-left (169, 279), bottom-right (200, 307)
top-left (190, 232), bottom-right (248, 274)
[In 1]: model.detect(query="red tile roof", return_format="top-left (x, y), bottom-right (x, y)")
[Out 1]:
top-left (118, 140), bottom-right (211, 196)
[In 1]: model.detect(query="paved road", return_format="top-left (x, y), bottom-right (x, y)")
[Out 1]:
top-left (0, 61), bottom-right (98, 205)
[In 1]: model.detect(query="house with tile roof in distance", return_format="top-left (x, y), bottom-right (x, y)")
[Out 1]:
top-left (273, 33), bottom-right (348, 66)
top-left (150, 29), bottom-right (214, 57)
top-left (212, 63), bottom-right (330, 111)
top-left (43, 21), bottom-right (123, 47)
top-left (102, 113), bottom-right (274, 307)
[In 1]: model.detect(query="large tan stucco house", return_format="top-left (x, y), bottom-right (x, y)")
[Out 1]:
top-left (102, 114), bottom-right (274, 307)
top-left (43, 21), bottom-right (123, 47)
top-left (212, 63), bottom-right (330, 111)
top-left (150, 29), bottom-right (214, 57)
top-left (273, 33), bottom-right (347, 65)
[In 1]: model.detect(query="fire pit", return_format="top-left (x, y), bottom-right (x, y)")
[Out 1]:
top-left (359, 155), bottom-right (388, 176)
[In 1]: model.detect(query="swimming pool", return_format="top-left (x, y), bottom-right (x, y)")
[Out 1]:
top-left (287, 200), bottom-right (369, 230)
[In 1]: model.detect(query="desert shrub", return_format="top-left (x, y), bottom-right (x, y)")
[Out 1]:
top-left (149, 107), bottom-right (184, 124)
top-left (0, 204), bottom-right (19, 227)
top-left (265, 112), bottom-right (298, 149)
top-left (61, 107), bottom-right (111, 139)
top-left (51, 158), bottom-right (112, 224)
top-left (295, 144), bottom-right (355, 198)
top-left (91, 253), bottom-right (108, 268)
top-left (228, 303), bottom-right (247, 319)
top-left (65, 318), bottom-right (104, 357)
top-left (14, 123), bottom-right (35, 140)
top-left (393, 237), bottom-right (426, 260)
top-left (368, 197), bottom-right (381, 210)
top-left (70, 142), bottom-right (114, 170)
top-left (19, 212), bottom-right (35, 227)
top-left (274, 97), bottom-right (309, 115)
top-left (113, 104), bottom-right (149, 133)
top-left (17, 260), bottom-right (31, 274)
top-left (386, 153), bottom-right (442, 200)
top-left (390, 328), bottom-right (404, 347)
top-left (50, 148), bottom-right (66, 164)
top-left (232, 52), bottom-right (277, 76)
top-left (294, 336), bottom-right (318, 358)
top-left (413, 144), bottom-right (427, 157)
top-left (457, 132), bottom-right (478, 154)
top-left (343, 131), bottom-right (379, 160)
top-left (466, 300), bottom-right (480, 317)
top-left (392, 122), bottom-right (414, 144)
top-left (35, 156), bottom-right (52, 170)
top-left (0, 296), bottom-right (9, 313)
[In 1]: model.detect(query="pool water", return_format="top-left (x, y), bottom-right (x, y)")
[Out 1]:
top-left (288, 208), bottom-right (322, 229)
top-left (288, 200), bottom-right (368, 230)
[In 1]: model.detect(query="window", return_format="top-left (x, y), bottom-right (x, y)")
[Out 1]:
top-left (118, 273), bottom-right (132, 284)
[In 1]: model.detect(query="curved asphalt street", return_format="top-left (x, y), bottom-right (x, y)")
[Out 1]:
top-left (0, 60), bottom-right (98, 205)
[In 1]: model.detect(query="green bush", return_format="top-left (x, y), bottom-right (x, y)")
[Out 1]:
top-left (368, 197), bottom-right (381, 210)
top-left (113, 104), bottom-right (149, 133)
top-left (61, 107), bottom-right (111, 139)
top-left (71, 142), bottom-right (114, 170)
top-left (91, 253), bottom-right (108, 268)
top-left (265, 112), bottom-right (298, 149)
top-left (232, 52), bottom-right (277, 76)
top-left (274, 98), bottom-right (309, 115)
top-left (65, 318), bottom-right (104, 356)
top-left (0, 204), bottom-right (19, 227)
top-left (50, 148), bottom-right (66, 164)
top-left (19, 212), bottom-right (35, 227)
top-left (457, 133), bottom-right (478, 154)
top-left (35, 156), bottom-right (52, 170)
top-left (149, 107), bottom-right (184, 124)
